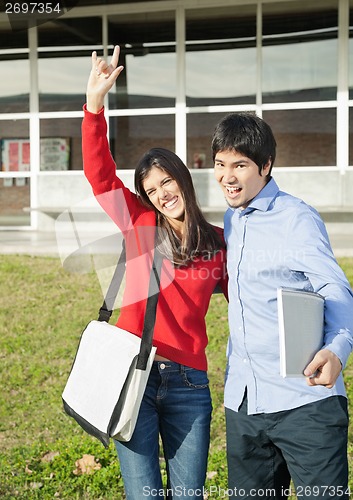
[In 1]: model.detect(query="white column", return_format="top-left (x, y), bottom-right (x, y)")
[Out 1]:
top-left (175, 5), bottom-right (187, 165)
top-left (256, 1), bottom-right (263, 118)
top-left (337, 0), bottom-right (349, 175)
top-left (28, 25), bottom-right (40, 230)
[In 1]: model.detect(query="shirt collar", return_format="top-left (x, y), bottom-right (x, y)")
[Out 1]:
top-left (235, 177), bottom-right (279, 215)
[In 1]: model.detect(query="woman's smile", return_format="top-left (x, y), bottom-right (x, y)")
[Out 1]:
top-left (143, 166), bottom-right (185, 222)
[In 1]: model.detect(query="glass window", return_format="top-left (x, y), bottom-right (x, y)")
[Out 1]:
top-left (349, 4), bottom-right (353, 99)
top-left (0, 119), bottom-right (30, 226)
top-left (263, 0), bottom-right (338, 103)
top-left (109, 115), bottom-right (175, 169)
top-left (0, 54), bottom-right (30, 113)
top-left (186, 5), bottom-right (257, 107)
top-left (38, 18), bottom-right (102, 48)
top-left (349, 108), bottom-right (353, 165)
top-left (38, 53), bottom-right (90, 112)
top-left (53, 0), bottom-right (152, 5)
top-left (263, 109), bottom-right (336, 167)
top-left (40, 118), bottom-right (82, 171)
top-left (0, 118), bottom-right (29, 142)
top-left (187, 113), bottom-right (226, 169)
top-left (0, 21), bottom-right (28, 50)
top-left (0, 178), bottom-right (30, 226)
top-left (350, 2), bottom-right (353, 165)
top-left (37, 17), bottom-right (102, 111)
top-left (108, 12), bottom-right (176, 109)
top-left (187, 113), bottom-right (226, 168)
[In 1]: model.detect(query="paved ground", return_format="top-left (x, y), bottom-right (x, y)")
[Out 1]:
top-left (0, 230), bottom-right (61, 257)
top-left (0, 225), bottom-right (352, 258)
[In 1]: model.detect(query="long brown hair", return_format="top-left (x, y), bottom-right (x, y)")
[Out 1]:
top-left (134, 147), bottom-right (224, 266)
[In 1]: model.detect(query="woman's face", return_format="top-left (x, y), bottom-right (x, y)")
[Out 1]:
top-left (142, 166), bottom-right (185, 225)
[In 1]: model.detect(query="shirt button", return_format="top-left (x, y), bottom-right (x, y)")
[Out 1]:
top-left (160, 363), bottom-right (166, 370)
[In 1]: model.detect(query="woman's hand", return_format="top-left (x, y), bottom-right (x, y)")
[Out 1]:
top-left (86, 45), bottom-right (124, 114)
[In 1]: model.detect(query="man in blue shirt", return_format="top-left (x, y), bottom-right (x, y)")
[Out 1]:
top-left (212, 112), bottom-right (353, 499)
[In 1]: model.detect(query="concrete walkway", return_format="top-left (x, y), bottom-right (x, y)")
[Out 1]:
top-left (0, 230), bottom-right (61, 257)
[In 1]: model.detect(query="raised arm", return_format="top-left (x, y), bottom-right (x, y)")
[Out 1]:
top-left (82, 46), bottom-right (145, 230)
top-left (86, 45), bottom-right (124, 114)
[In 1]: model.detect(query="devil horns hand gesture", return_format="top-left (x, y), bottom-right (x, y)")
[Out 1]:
top-left (86, 45), bottom-right (124, 114)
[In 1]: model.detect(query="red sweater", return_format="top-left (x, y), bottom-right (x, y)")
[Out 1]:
top-left (82, 106), bottom-right (228, 371)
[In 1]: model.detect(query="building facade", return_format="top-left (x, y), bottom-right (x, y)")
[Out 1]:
top-left (0, 0), bottom-right (353, 230)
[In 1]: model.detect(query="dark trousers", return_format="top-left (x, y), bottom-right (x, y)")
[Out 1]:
top-left (226, 395), bottom-right (349, 499)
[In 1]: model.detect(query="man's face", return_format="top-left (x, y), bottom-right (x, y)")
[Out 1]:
top-left (214, 149), bottom-right (271, 210)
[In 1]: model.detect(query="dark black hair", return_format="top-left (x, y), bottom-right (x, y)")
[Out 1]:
top-left (134, 147), bottom-right (224, 266)
top-left (211, 112), bottom-right (276, 177)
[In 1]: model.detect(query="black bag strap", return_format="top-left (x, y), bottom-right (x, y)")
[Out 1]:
top-left (98, 239), bottom-right (127, 322)
top-left (98, 231), bottom-right (163, 371)
top-left (136, 249), bottom-right (162, 369)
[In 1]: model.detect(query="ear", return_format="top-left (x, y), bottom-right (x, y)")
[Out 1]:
top-left (261, 158), bottom-right (272, 177)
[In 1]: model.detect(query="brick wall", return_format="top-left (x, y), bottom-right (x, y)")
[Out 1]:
top-left (0, 180), bottom-right (30, 215)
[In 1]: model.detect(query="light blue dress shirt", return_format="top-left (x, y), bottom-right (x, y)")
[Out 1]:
top-left (224, 178), bottom-right (353, 414)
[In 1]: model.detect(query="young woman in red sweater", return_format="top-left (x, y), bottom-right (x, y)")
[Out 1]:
top-left (83, 46), bottom-right (228, 500)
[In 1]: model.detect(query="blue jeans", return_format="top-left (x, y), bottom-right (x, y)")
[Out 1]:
top-left (115, 361), bottom-right (212, 500)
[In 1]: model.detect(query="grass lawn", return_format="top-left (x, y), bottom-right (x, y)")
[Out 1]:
top-left (0, 255), bottom-right (352, 499)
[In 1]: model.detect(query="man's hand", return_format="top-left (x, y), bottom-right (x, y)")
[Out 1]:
top-left (86, 45), bottom-right (124, 114)
top-left (304, 348), bottom-right (342, 388)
